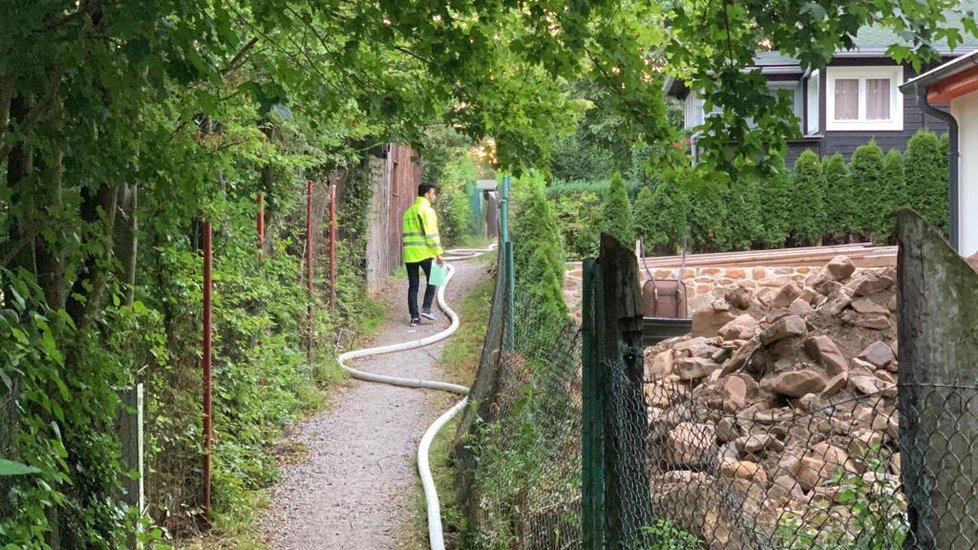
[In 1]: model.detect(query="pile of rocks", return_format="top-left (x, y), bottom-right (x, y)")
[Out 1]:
top-left (641, 255), bottom-right (902, 547)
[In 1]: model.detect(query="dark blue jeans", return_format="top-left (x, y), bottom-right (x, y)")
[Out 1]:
top-left (406, 258), bottom-right (435, 320)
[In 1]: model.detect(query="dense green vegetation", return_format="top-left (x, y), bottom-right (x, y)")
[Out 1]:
top-left (548, 129), bottom-right (950, 259)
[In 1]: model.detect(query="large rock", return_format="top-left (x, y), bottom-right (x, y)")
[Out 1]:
top-left (825, 255), bottom-right (856, 281)
top-left (669, 422), bottom-right (717, 466)
top-left (721, 338), bottom-right (761, 375)
top-left (821, 372), bottom-right (848, 397)
top-left (719, 458), bottom-right (768, 485)
top-left (858, 341), bottom-right (896, 369)
top-left (849, 373), bottom-right (896, 397)
top-left (771, 281), bottom-right (804, 309)
top-left (852, 314), bottom-right (891, 330)
top-left (788, 298), bottom-right (813, 317)
top-left (808, 442), bottom-right (851, 470)
top-left (678, 356), bottom-right (720, 380)
top-left (804, 335), bottom-right (849, 376)
top-left (722, 376), bottom-right (748, 412)
top-left (718, 314), bottom-right (760, 341)
top-left (735, 434), bottom-right (784, 454)
top-left (724, 286), bottom-right (753, 310)
top-left (761, 369), bottom-right (825, 397)
top-left (851, 297), bottom-right (889, 315)
top-left (759, 315), bottom-right (808, 345)
top-left (692, 304), bottom-right (737, 338)
top-left (648, 350), bottom-right (675, 378)
top-left (849, 272), bottom-right (895, 297)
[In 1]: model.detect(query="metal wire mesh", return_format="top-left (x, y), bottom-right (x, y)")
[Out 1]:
top-left (633, 370), bottom-right (907, 549)
top-left (453, 245), bottom-right (584, 549)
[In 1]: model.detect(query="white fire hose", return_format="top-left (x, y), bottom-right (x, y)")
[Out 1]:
top-left (337, 246), bottom-right (495, 550)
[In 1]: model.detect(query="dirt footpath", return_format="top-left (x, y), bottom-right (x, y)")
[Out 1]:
top-left (262, 258), bottom-right (487, 549)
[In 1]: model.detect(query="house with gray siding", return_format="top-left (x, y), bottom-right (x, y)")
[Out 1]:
top-left (664, 5), bottom-right (978, 165)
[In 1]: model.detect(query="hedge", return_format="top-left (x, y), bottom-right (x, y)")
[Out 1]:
top-left (786, 150), bottom-right (826, 246)
top-left (601, 172), bottom-right (635, 245)
top-left (905, 130), bottom-right (949, 234)
top-left (849, 141), bottom-right (886, 241)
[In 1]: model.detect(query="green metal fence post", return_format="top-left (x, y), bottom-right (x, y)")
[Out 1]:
top-left (582, 258), bottom-right (606, 549)
top-left (500, 175), bottom-right (515, 349)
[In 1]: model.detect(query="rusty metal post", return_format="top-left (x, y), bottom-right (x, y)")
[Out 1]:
top-left (202, 221), bottom-right (213, 519)
top-left (329, 182), bottom-right (337, 312)
top-left (306, 179), bottom-right (314, 363)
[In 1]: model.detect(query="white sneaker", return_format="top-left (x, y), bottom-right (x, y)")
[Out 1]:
top-left (420, 309), bottom-right (436, 320)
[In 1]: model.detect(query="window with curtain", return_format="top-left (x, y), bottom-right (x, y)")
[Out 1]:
top-left (826, 66), bottom-right (904, 131)
top-left (834, 79), bottom-right (859, 120)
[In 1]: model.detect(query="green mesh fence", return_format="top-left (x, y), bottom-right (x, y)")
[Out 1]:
top-left (453, 242), bottom-right (584, 549)
top-left (455, 228), bottom-right (978, 549)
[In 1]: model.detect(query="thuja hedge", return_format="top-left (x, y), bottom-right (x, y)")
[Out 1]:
top-left (555, 129), bottom-right (950, 258)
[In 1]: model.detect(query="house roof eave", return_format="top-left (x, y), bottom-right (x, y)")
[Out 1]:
top-left (899, 50), bottom-right (978, 95)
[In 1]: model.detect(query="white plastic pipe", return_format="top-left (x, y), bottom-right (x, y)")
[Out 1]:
top-left (337, 246), bottom-right (494, 550)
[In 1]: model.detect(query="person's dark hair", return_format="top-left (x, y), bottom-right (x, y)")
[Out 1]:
top-left (417, 183), bottom-right (438, 197)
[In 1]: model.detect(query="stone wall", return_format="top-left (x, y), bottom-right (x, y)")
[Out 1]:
top-left (563, 259), bottom-right (894, 319)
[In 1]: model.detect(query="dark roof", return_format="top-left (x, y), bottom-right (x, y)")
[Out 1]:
top-left (855, 0), bottom-right (978, 55)
top-left (664, 1), bottom-right (978, 96)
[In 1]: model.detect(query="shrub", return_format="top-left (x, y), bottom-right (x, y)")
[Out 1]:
top-left (434, 155), bottom-right (477, 248)
top-left (602, 172), bottom-right (635, 246)
top-left (689, 181), bottom-right (732, 252)
top-left (758, 154), bottom-right (792, 248)
top-left (721, 171), bottom-right (766, 251)
top-left (848, 141), bottom-right (886, 241)
top-left (552, 190), bottom-right (602, 259)
top-left (512, 173), bottom-right (569, 335)
top-left (821, 153), bottom-right (851, 242)
top-left (637, 176), bottom-right (691, 255)
top-left (905, 130), bottom-right (949, 234)
top-left (880, 149), bottom-right (906, 241)
top-left (786, 150), bottom-right (826, 245)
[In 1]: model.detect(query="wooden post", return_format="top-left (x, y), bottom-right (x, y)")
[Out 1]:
top-left (597, 232), bottom-right (653, 546)
top-left (582, 257), bottom-right (606, 549)
top-left (897, 210), bottom-right (978, 549)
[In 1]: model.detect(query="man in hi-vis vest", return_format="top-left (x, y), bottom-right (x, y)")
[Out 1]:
top-left (402, 183), bottom-right (445, 326)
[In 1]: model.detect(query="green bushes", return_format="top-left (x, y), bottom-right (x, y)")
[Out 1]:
top-left (543, 129), bottom-right (948, 258)
top-left (434, 154), bottom-right (479, 248)
top-left (880, 149), bottom-right (907, 240)
top-left (786, 150), bottom-right (826, 246)
top-left (848, 141), bottom-right (886, 240)
top-left (602, 172), bottom-right (635, 246)
top-left (905, 129), bottom-right (949, 234)
top-left (821, 153), bottom-right (851, 242)
top-left (512, 173), bottom-right (569, 334)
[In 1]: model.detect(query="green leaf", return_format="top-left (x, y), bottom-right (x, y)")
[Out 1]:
top-left (0, 458), bottom-right (40, 476)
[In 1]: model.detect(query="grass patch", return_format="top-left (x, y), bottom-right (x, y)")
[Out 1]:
top-left (392, 265), bottom-right (408, 279)
top-left (405, 275), bottom-right (495, 548)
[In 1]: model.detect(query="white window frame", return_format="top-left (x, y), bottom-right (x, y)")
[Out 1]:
top-left (767, 80), bottom-right (803, 132)
top-left (826, 66), bottom-right (904, 131)
top-left (806, 70), bottom-right (820, 135)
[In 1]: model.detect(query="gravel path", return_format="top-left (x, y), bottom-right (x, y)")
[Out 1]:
top-left (262, 258), bottom-right (488, 549)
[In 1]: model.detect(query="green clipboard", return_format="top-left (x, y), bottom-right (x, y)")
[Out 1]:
top-left (428, 262), bottom-right (447, 287)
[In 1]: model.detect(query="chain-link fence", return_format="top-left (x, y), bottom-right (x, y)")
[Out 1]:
top-left (455, 215), bottom-right (978, 549)
top-left (453, 239), bottom-right (585, 548)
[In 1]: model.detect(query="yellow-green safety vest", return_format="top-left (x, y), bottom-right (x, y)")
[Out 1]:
top-left (402, 197), bottom-right (443, 263)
